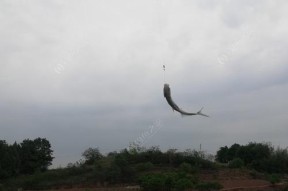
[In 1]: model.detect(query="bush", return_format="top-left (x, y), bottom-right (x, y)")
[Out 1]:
top-left (179, 162), bottom-right (192, 173)
top-left (268, 174), bottom-right (281, 185)
top-left (174, 178), bottom-right (193, 191)
top-left (139, 174), bottom-right (166, 191)
top-left (196, 182), bottom-right (223, 191)
top-left (139, 172), bottom-right (197, 191)
top-left (228, 158), bottom-right (244, 169)
top-left (135, 162), bottom-right (154, 172)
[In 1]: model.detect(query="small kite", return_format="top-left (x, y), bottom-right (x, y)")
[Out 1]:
top-left (163, 83), bottom-right (209, 117)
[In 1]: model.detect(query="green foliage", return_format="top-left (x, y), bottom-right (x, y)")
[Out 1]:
top-left (215, 142), bottom-right (288, 173)
top-left (105, 164), bottom-right (121, 183)
top-left (216, 142), bottom-right (273, 166)
top-left (196, 182), bottom-right (223, 191)
top-left (216, 146), bottom-right (229, 163)
top-left (93, 153), bottom-right (136, 184)
top-left (135, 162), bottom-right (154, 172)
top-left (265, 148), bottom-right (288, 173)
top-left (139, 173), bottom-right (167, 191)
top-left (3, 166), bottom-right (93, 190)
top-left (20, 138), bottom-right (54, 174)
top-left (237, 142), bottom-right (273, 167)
top-left (0, 138), bottom-right (53, 179)
top-left (228, 158), bottom-right (244, 169)
top-left (174, 178), bottom-right (193, 191)
top-left (179, 162), bottom-right (192, 173)
top-left (267, 174), bottom-right (281, 185)
top-left (82, 147), bottom-right (103, 165)
top-left (139, 172), bottom-right (195, 191)
top-left (5, 141), bottom-right (288, 190)
top-left (0, 141), bottom-right (20, 179)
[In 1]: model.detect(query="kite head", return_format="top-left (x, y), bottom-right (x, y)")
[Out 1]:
top-left (163, 84), bottom-right (171, 98)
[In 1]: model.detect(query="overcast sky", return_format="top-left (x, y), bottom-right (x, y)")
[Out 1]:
top-left (1, 0), bottom-right (288, 168)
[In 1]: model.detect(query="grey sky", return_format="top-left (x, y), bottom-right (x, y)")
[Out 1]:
top-left (1, 0), bottom-right (288, 167)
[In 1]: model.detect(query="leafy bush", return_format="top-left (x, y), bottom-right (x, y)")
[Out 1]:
top-left (139, 174), bottom-right (166, 191)
top-left (174, 178), bottom-right (193, 191)
top-left (268, 174), bottom-right (281, 185)
top-left (196, 182), bottom-right (223, 191)
top-left (179, 162), bottom-right (192, 173)
top-left (135, 162), bottom-right (154, 172)
top-left (228, 158), bottom-right (244, 169)
top-left (139, 172), bottom-right (197, 191)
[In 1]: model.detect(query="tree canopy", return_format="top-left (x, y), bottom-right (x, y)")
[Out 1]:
top-left (0, 138), bottom-right (53, 178)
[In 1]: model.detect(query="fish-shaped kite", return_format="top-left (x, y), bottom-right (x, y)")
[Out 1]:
top-left (163, 83), bottom-right (209, 117)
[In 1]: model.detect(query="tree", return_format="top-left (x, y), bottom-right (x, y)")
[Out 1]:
top-left (20, 138), bottom-right (53, 174)
top-left (0, 140), bottom-right (9, 178)
top-left (0, 141), bottom-right (20, 179)
top-left (216, 146), bottom-right (229, 163)
top-left (237, 142), bottom-right (272, 167)
top-left (82, 147), bottom-right (103, 165)
top-left (227, 144), bottom-right (241, 161)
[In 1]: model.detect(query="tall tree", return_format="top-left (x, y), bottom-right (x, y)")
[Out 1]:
top-left (216, 146), bottom-right (229, 163)
top-left (20, 138), bottom-right (53, 174)
top-left (82, 147), bottom-right (103, 165)
top-left (0, 141), bottom-right (21, 178)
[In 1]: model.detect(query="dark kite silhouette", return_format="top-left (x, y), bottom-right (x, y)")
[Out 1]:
top-left (163, 83), bottom-right (209, 117)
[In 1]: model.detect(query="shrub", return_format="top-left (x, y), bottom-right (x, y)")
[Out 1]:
top-left (268, 174), bottom-right (281, 185)
top-left (139, 174), bottom-right (166, 191)
top-left (196, 182), bottom-right (223, 191)
top-left (174, 178), bottom-right (193, 191)
top-left (179, 162), bottom-right (192, 173)
top-left (228, 158), bottom-right (244, 169)
top-left (139, 172), bottom-right (198, 191)
top-left (135, 162), bottom-right (154, 172)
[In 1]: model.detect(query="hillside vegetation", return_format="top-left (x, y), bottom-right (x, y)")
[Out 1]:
top-left (1, 139), bottom-right (288, 191)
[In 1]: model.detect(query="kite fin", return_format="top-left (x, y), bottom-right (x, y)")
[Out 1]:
top-left (197, 107), bottom-right (209, 117)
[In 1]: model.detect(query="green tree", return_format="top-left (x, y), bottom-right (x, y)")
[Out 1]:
top-left (266, 147), bottom-right (288, 173)
top-left (216, 146), bottom-right (229, 163)
top-left (82, 147), bottom-right (103, 165)
top-left (237, 142), bottom-right (272, 169)
top-left (20, 138), bottom-right (53, 174)
top-left (0, 141), bottom-right (21, 178)
top-left (0, 140), bottom-right (9, 178)
top-left (227, 144), bottom-right (240, 161)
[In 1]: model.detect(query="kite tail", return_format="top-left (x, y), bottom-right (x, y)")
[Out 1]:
top-left (197, 107), bottom-right (209, 117)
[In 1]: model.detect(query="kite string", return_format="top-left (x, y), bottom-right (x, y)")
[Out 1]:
top-left (163, 64), bottom-right (166, 83)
